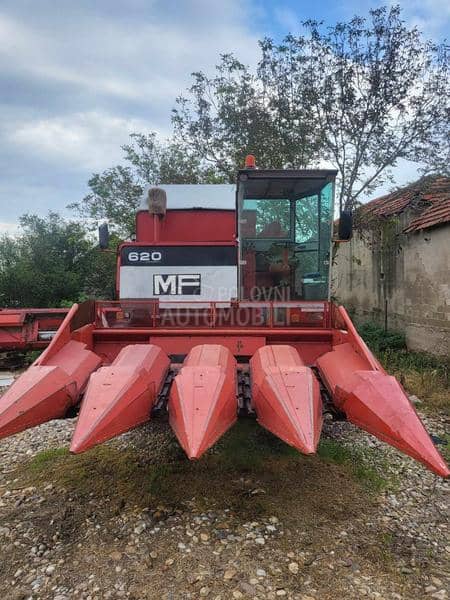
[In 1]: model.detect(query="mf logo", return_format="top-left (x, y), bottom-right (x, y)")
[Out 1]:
top-left (153, 274), bottom-right (201, 295)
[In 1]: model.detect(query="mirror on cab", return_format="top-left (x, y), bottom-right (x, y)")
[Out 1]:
top-left (98, 222), bottom-right (109, 249)
top-left (338, 210), bottom-right (353, 241)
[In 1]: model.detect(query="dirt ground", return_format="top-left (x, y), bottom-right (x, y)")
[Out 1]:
top-left (0, 409), bottom-right (448, 600)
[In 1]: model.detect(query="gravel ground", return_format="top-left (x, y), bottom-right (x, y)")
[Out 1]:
top-left (0, 399), bottom-right (448, 600)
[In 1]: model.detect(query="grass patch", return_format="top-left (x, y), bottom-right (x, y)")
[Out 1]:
top-left (22, 445), bottom-right (146, 501)
top-left (19, 422), bottom-right (299, 505)
top-left (439, 434), bottom-right (450, 462)
top-left (380, 349), bottom-right (450, 415)
top-left (358, 322), bottom-right (406, 354)
top-left (317, 438), bottom-right (353, 464)
top-left (28, 447), bottom-right (69, 471)
top-left (359, 322), bottom-right (449, 415)
top-left (17, 421), bottom-right (381, 523)
top-left (142, 421), bottom-right (310, 514)
top-left (217, 419), bottom-right (298, 470)
top-left (318, 439), bottom-right (388, 493)
top-left (380, 531), bottom-right (394, 545)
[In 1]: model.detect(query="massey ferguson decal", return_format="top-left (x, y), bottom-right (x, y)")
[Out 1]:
top-left (119, 245), bottom-right (237, 300)
top-left (153, 274), bottom-right (201, 295)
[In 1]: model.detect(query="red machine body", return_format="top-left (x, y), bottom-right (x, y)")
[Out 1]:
top-left (0, 167), bottom-right (448, 478)
top-left (0, 308), bottom-right (68, 351)
top-left (136, 209), bottom-right (236, 243)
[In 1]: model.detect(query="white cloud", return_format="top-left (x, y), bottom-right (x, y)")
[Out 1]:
top-left (0, 3), bottom-right (260, 107)
top-left (392, 0), bottom-right (450, 38)
top-left (10, 112), bottom-right (153, 171)
top-left (0, 0), bottom-right (447, 227)
top-left (0, 0), bottom-right (262, 224)
top-left (0, 221), bottom-right (19, 235)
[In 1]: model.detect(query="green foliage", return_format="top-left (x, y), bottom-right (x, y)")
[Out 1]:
top-left (380, 347), bottom-right (449, 374)
top-left (70, 165), bottom-right (142, 238)
top-left (358, 322), bottom-right (406, 353)
top-left (173, 54), bottom-right (308, 181)
top-left (0, 212), bottom-right (117, 307)
top-left (24, 349), bottom-right (43, 365)
top-left (174, 6), bottom-right (449, 209)
top-left (69, 7), bottom-right (448, 232)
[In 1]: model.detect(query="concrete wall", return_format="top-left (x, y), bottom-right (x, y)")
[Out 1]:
top-left (333, 214), bottom-right (450, 356)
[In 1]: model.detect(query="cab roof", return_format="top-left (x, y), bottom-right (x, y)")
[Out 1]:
top-left (237, 168), bottom-right (337, 199)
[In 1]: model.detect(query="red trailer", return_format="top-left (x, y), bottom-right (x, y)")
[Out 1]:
top-left (0, 308), bottom-right (68, 351)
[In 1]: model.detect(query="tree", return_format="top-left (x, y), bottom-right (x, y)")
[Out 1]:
top-left (70, 133), bottom-right (224, 236)
top-left (73, 6), bottom-right (448, 228)
top-left (0, 213), bottom-right (116, 307)
top-left (172, 54), bottom-right (323, 181)
top-left (174, 6), bottom-right (449, 209)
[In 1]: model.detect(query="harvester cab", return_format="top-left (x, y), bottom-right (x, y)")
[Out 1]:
top-left (0, 159), bottom-right (448, 477)
top-left (237, 164), bottom-right (336, 302)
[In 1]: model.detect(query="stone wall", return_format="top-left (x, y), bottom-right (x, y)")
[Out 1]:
top-left (333, 214), bottom-right (450, 356)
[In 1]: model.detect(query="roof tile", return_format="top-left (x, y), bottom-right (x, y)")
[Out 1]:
top-left (361, 175), bottom-right (450, 232)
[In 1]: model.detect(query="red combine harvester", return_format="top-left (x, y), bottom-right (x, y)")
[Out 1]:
top-left (0, 160), bottom-right (448, 477)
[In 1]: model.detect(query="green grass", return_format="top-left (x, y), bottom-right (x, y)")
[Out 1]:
top-left (19, 421), bottom-right (388, 521)
top-left (217, 419), bottom-right (298, 470)
top-left (318, 439), bottom-right (388, 492)
top-left (380, 531), bottom-right (394, 545)
top-left (24, 445), bottom-right (146, 502)
top-left (28, 447), bottom-right (69, 471)
top-left (358, 322), bottom-right (406, 354)
top-left (317, 438), bottom-right (353, 464)
top-left (440, 434), bottom-right (450, 462)
top-left (19, 422), bottom-right (292, 503)
top-left (144, 421), bottom-right (306, 505)
top-left (358, 321), bottom-right (449, 375)
top-left (358, 322), bottom-right (449, 415)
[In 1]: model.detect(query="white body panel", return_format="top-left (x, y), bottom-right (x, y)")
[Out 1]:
top-left (119, 265), bottom-right (238, 301)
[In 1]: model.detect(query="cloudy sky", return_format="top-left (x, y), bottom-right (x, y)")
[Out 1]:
top-left (1, 0), bottom-right (449, 231)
